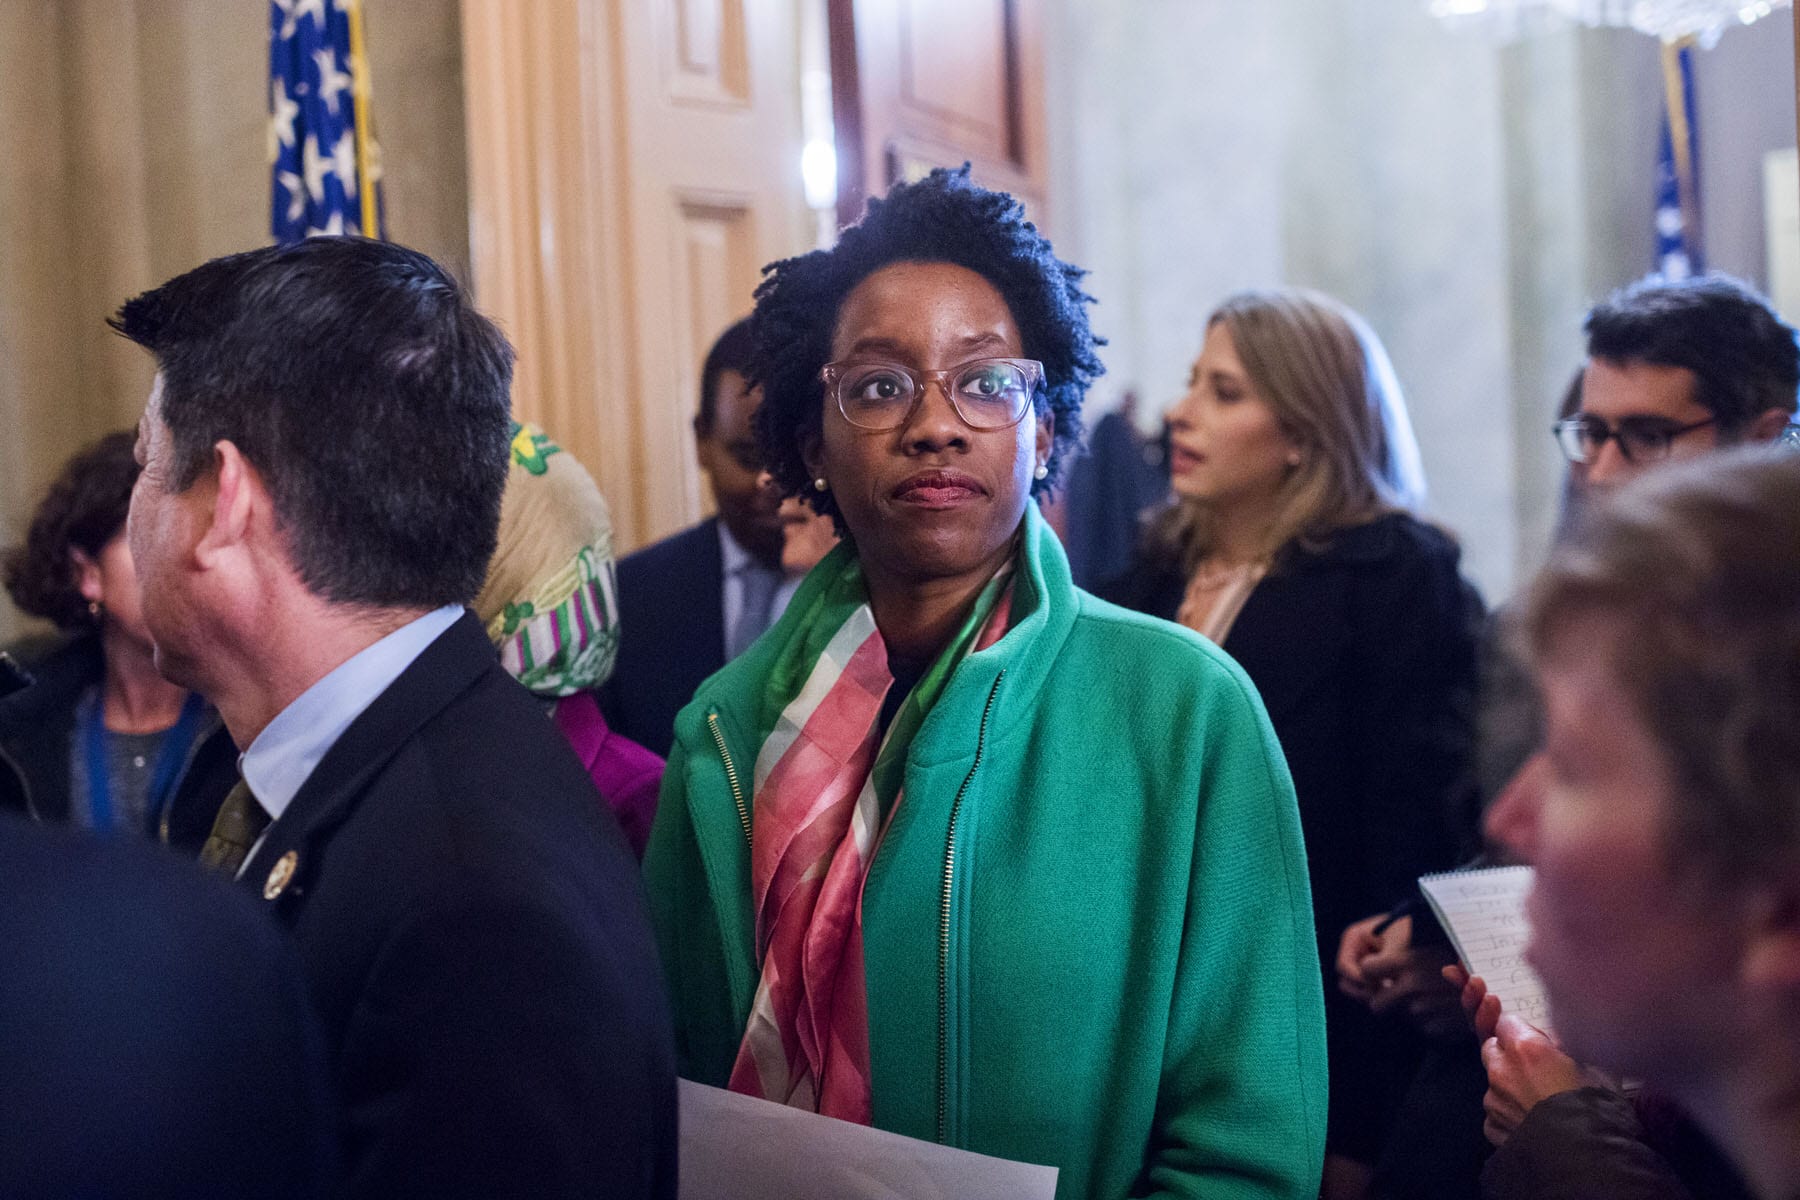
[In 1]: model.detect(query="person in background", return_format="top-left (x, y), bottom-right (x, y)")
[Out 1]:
top-left (775, 491), bottom-right (839, 577)
top-left (0, 431), bottom-right (226, 838)
top-left (113, 237), bottom-right (675, 1199)
top-left (647, 167), bottom-right (1325, 1200)
top-left (1477, 448), bottom-right (1800, 1200)
top-left (1101, 286), bottom-right (1484, 1200)
top-left (473, 420), bottom-right (663, 858)
top-left (601, 316), bottom-right (794, 757)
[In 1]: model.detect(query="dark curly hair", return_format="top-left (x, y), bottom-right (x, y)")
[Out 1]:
top-left (749, 167), bottom-right (1103, 525)
top-left (1585, 273), bottom-right (1800, 435)
top-left (3, 431), bottom-right (140, 631)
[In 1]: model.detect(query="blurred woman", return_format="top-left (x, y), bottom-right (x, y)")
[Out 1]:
top-left (473, 421), bottom-right (662, 858)
top-left (1, 432), bottom-right (214, 835)
top-left (1102, 288), bottom-right (1484, 1196)
top-left (1480, 448), bottom-right (1800, 1200)
top-left (645, 169), bottom-right (1326, 1199)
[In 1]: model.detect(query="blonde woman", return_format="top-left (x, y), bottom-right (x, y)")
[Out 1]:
top-left (1103, 287), bottom-right (1484, 1198)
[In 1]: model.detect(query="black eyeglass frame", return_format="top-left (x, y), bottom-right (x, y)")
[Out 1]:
top-left (819, 357), bottom-right (1046, 432)
top-left (1551, 414), bottom-right (1718, 465)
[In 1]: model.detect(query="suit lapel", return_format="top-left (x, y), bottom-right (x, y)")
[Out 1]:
top-left (239, 612), bottom-right (495, 903)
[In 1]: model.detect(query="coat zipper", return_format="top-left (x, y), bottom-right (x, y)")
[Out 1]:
top-left (706, 711), bottom-right (752, 848)
top-left (937, 669), bottom-right (1004, 1145)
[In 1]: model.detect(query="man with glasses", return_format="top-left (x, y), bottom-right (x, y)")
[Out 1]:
top-left (1555, 273), bottom-right (1797, 488)
top-left (601, 317), bottom-right (796, 758)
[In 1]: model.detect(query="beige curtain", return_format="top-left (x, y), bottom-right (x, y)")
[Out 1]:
top-left (0, 0), bottom-right (470, 643)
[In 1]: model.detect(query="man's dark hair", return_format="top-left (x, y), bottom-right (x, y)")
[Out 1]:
top-left (3, 431), bottom-right (139, 631)
top-left (749, 166), bottom-right (1103, 524)
top-left (110, 237), bottom-right (513, 609)
top-left (1584, 273), bottom-right (1800, 435)
top-left (696, 317), bottom-right (756, 438)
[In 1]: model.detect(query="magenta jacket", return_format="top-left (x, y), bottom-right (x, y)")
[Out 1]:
top-left (553, 691), bottom-right (663, 860)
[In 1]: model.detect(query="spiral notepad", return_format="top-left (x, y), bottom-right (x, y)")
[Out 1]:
top-left (1419, 864), bottom-right (1554, 1036)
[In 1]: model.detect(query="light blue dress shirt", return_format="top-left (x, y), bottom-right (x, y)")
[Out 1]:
top-left (718, 522), bottom-right (801, 660)
top-left (240, 605), bottom-right (463, 848)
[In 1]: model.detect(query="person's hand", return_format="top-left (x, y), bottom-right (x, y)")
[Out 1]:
top-left (1442, 964), bottom-right (1503, 1041)
top-left (1363, 935), bottom-right (1462, 1038)
top-left (1477, 1014), bottom-right (1590, 1146)
top-left (1335, 912), bottom-right (1392, 1004)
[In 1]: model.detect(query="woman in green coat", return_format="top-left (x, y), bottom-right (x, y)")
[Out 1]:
top-left (644, 168), bottom-right (1327, 1200)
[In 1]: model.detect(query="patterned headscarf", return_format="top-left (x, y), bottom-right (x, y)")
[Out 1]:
top-left (472, 423), bottom-right (621, 697)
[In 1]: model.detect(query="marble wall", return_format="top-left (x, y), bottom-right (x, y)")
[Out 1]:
top-left (1044, 0), bottom-right (1795, 602)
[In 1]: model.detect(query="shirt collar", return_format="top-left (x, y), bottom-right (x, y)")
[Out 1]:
top-left (717, 520), bottom-right (759, 576)
top-left (241, 605), bottom-right (463, 823)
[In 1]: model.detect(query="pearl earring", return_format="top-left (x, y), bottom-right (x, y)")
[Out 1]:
top-left (813, 477), bottom-right (829, 492)
top-left (1033, 463), bottom-right (1049, 481)
top-left (1286, 450), bottom-right (1303, 468)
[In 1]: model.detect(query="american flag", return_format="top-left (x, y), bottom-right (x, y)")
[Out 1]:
top-left (1654, 41), bottom-right (1700, 280)
top-left (268, 0), bottom-right (383, 243)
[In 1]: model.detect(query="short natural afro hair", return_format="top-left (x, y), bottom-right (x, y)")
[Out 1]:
top-left (749, 166), bottom-right (1103, 524)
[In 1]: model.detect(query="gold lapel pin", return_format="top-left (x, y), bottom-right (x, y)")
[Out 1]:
top-left (264, 850), bottom-right (299, 901)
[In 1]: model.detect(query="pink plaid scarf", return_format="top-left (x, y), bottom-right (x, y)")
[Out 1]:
top-left (728, 558), bottom-right (1015, 1122)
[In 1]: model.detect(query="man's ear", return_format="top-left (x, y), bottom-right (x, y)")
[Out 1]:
top-left (193, 440), bottom-right (261, 568)
top-left (1739, 879), bottom-right (1800, 993)
top-left (1748, 407), bottom-right (1793, 444)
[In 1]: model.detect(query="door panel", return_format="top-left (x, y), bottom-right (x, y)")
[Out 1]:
top-left (462, 0), bottom-right (807, 551)
top-left (832, 0), bottom-right (1047, 231)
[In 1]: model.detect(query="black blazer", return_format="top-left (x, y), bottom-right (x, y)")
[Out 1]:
top-left (238, 612), bottom-right (677, 1199)
top-left (1102, 513), bottom-right (1485, 951)
top-left (0, 814), bottom-right (338, 1199)
top-left (599, 517), bottom-right (726, 758)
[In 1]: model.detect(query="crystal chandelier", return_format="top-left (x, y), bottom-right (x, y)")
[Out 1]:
top-left (1427, 0), bottom-right (1792, 45)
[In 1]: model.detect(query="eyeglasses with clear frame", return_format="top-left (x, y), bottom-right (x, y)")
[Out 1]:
top-left (1551, 414), bottom-right (1718, 465)
top-left (820, 357), bottom-right (1045, 432)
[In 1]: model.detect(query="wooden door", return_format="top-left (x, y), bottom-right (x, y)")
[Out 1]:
top-left (462, 0), bottom-right (809, 551)
top-left (829, 0), bottom-right (1049, 230)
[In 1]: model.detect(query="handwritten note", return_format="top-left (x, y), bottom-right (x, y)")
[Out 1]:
top-left (1419, 865), bottom-right (1554, 1035)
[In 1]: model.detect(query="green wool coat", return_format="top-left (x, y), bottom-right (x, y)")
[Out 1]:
top-left (644, 506), bottom-right (1327, 1200)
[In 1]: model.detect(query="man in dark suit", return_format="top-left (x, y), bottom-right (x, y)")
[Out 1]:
top-left (0, 812), bottom-right (338, 1199)
top-left (113, 238), bottom-right (676, 1198)
top-left (601, 317), bottom-right (795, 757)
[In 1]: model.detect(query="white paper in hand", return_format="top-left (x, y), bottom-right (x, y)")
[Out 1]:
top-left (678, 1080), bottom-right (1060, 1200)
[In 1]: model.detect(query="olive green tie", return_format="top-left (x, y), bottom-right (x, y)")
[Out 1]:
top-left (198, 777), bottom-right (270, 876)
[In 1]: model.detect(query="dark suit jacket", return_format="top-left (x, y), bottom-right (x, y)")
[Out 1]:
top-left (599, 518), bottom-right (726, 758)
top-left (0, 814), bottom-right (338, 1199)
top-left (1101, 513), bottom-right (1485, 952)
top-left (238, 612), bottom-right (677, 1199)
